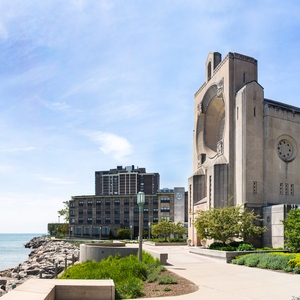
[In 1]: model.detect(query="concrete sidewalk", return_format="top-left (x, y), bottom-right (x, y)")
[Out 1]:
top-left (140, 244), bottom-right (300, 300)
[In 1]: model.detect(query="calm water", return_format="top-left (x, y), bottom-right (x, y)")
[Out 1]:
top-left (0, 233), bottom-right (43, 270)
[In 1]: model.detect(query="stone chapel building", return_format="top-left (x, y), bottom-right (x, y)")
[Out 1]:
top-left (188, 52), bottom-right (300, 247)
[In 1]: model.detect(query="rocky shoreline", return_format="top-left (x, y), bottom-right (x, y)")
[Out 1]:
top-left (0, 236), bottom-right (79, 297)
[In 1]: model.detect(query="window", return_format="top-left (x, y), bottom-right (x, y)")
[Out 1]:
top-left (144, 208), bottom-right (149, 213)
top-left (79, 209), bottom-right (83, 215)
top-left (105, 209), bottom-right (110, 214)
top-left (134, 199), bottom-right (137, 205)
top-left (115, 209), bottom-right (120, 214)
top-left (96, 209), bottom-right (101, 214)
top-left (253, 181), bottom-right (257, 194)
top-left (70, 201), bottom-right (75, 208)
top-left (88, 200), bottom-right (93, 206)
top-left (291, 184), bottom-right (294, 196)
top-left (70, 210), bottom-right (75, 216)
top-left (105, 200), bottom-right (111, 205)
top-left (79, 217), bottom-right (83, 224)
top-left (124, 208), bottom-right (129, 214)
top-left (243, 72), bottom-right (246, 83)
top-left (79, 201), bottom-right (84, 206)
top-left (96, 217), bottom-right (101, 224)
top-left (145, 199), bottom-right (149, 205)
top-left (153, 217), bottom-right (158, 223)
top-left (161, 207), bottom-right (170, 212)
top-left (285, 183), bottom-right (289, 195)
top-left (134, 207), bottom-right (139, 214)
top-left (87, 217), bottom-right (92, 224)
top-left (161, 198), bottom-right (170, 203)
top-left (105, 217), bottom-right (110, 224)
top-left (280, 183), bottom-right (283, 195)
top-left (114, 199), bottom-right (120, 205)
top-left (153, 199), bottom-right (158, 204)
top-left (96, 200), bottom-right (101, 205)
top-left (87, 209), bottom-right (92, 215)
top-left (153, 208), bottom-right (158, 213)
top-left (124, 199), bottom-right (129, 205)
top-left (70, 218), bottom-right (75, 224)
top-left (115, 217), bottom-right (120, 224)
top-left (124, 217), bottom-right (129, 223)
top-left (134, 217), bottom-right (139, 222)
top-left (161, 216), bottom-right (170, 221)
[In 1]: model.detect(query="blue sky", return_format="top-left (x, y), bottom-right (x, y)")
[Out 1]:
top-left (0, 0), bottom-right (300, 233)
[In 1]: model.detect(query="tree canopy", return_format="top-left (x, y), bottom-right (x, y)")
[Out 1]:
top-left (281, 208), bottom-right (300, 252)
top-left (58, 201), bottom-right (70, 222)
top-left (151, 220), bottom-right (186, 241)
top-left (193, 205), bottom-right (267, 244)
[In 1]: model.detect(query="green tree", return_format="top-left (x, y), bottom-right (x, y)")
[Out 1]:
top-left (117, 228), bottom-right (131, 239)
top-left (58, 201), bottom-right (70, 222)
top-left (281, 208), bottom-right (300, 252)
top-left (151, 220), bottom-right (174, 241)
top-left (173, 221), bottom-right (187, 238)
top-left (194, 205), bottom-right (267, 244)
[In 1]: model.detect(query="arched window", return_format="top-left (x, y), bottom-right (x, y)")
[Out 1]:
top-left (207, 61), bottom-right (212, 81)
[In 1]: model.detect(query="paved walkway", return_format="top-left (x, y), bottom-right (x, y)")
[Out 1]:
top-left (140, 244), bottom-right (300, 300)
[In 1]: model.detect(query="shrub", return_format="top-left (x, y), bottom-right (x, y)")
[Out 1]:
top-left (244, 254), bottom-right (260, 267)
top-left (59, 252), bottom-right (163, 299)
top-left (158, 275), bottom-right (178, 284)
top-left (294, 267), bottom-right (300, 274)
top-left (281, 208), bottom-right (300, 252)
top-left (163, 286), bottom-right (171, 292)
top-left (288, 254), bottom-right (300, 268)
top-left (237, 243), bottom-right (255, 251)
top-left (209, 242), bottom-right (226, 250)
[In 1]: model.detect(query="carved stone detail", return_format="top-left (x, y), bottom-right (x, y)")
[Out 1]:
top-left (217, 140), bottom-right (223, 155)
top-left (217, 78), bottom-right (224, 96)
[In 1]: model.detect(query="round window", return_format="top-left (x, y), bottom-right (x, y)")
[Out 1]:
top-left (277, 139), bottom-right (293, 161)
top-left (276, 135), bottom-right (297, 162)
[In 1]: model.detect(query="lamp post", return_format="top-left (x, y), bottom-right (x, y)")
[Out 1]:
top-left (137, 191), bottom-right (145, 262)
top-left (148, 222), bottom-right (151, 240)
top-left (99, 226), bottom-right (102, 240)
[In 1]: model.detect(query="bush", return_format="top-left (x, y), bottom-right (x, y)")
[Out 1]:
top-left (231, 252), bottom-right (300, 273)
top-left (158, 275), bottom-right (178, 284)
top-left (59, 252), bottom-right (163, 299)
top-left (237, 243), bottom-right (255, 251)
top-left (244, 254), bottom-right (260, 267)
top-left (282, 208), bottom-right (300, 252)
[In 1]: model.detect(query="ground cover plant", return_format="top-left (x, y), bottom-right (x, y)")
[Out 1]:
top-left (59, 252), bottom-right (175, 299)
top-left (232, 252), bottom-right (300, 274)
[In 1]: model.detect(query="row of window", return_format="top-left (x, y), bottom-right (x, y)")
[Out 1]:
top-left (71, 217), bottom-right (160, 225)
top-left (75, 207), bottom-right (168, 215)
top-left (75, 199), bottom-right (164, 207)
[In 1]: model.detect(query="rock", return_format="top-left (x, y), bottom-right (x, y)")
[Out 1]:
top-left (0, 237), bottom-right (79, 297)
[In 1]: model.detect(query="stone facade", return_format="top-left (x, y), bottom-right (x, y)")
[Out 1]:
top-left (188, 52), bottom-right (300, 247)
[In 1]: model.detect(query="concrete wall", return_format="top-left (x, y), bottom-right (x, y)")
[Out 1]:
top-left (80, 244), bottom-right (138, 263)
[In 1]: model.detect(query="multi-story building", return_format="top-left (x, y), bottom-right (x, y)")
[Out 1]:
top-left (95, 165), bottom-right (160, 196)
top-left (69, 166), bottom-right (187, 238)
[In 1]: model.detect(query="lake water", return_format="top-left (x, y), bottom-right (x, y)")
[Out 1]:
top-left (0, 233), bottom-right (43, 270)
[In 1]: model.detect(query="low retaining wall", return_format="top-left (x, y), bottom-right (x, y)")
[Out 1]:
top-left (189, 248), bottom-right (288, 263)
top-left (80, 244), bottom-right (138, 263)
top-left (1, 278), bottom-right (115, 300)
top-left (144, 249), bottom-right (168, 265)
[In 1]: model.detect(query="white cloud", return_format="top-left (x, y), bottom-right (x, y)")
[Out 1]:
top-left (87, 131), bottom-right (133, 161)
top-left (0, 146), bottom-right (39, 152)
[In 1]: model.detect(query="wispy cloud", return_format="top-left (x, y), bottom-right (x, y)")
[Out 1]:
top-left (86, 131), bottom-right (133, 161)
top-left (0, 146), bottom-right (39, 152)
